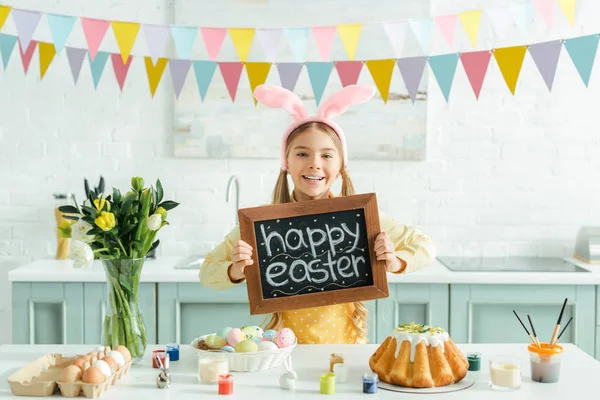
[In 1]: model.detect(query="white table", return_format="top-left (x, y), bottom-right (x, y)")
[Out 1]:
top-left (0, 343), bottom-right (597, 398)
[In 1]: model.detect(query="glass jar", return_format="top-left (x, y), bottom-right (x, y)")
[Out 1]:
top-left (53, 193), bottom-right (74, 259)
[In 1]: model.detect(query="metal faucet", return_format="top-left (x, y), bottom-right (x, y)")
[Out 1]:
top-left (226, 175), bottom-right (240, 225)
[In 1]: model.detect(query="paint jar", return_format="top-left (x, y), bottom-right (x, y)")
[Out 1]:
top-left (489, 355), bottom-right (521, 391)
top-left (198, 353), bottom-right (229, 384)
top-left (467, 352), bottom-right (481, 371)
top-left (528, 343), bottom-right (563, 383)
top-left (362, 373), bottom-right (378, 394)
top-left (333, 362), bottom-right (348, 382)
top-left (320, 373), bottom-right (336, 394)
top-left (218, 373), bottom-right (234, 395)
top-left (329, 353), bottom-right (344, 372)
top-left (152, 350), bottom-right (166, 369)
top-left (166, 343), bottom-right (179, 361)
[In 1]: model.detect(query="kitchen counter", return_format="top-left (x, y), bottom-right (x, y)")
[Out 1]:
top-left (7, 256), bottom-right (600, 285)
top-left (1, 343), bottom-right (598, 399)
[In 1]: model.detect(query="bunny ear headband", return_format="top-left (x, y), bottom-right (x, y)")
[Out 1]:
top-left (253, 84), bottom-right (376, 171)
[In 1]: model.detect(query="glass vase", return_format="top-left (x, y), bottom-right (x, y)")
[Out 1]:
top-left (100, 258), bottom-right (147, 363)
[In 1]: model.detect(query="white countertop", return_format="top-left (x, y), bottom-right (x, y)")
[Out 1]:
top-left (7, 256), bottom-right (600, 285)
top-left (1, 343), bottom-right (598, 399)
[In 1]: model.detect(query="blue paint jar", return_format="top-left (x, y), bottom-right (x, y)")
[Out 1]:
top-left (362, 372), bottom-right (378, 394)
top-left (166, 343), bottom-right (180, 361)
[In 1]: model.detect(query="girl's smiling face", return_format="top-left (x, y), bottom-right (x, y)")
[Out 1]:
top-left (286, 127), bottom-right (342, 201)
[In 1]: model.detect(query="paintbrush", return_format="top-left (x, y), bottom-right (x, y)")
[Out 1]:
top-left (527, 314), bottom-right (541, 348)
top-left (513, 310), bottom-right (537, 347)
top-left (550, 298), bottom-right (568, 346)
top-left (555, 316), bottom-right (573, 344)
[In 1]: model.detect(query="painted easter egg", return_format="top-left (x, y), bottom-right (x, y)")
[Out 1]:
top-left (235, 339), bottom-right (259, 353)
top-left (275, 328), bottom-right (296, 348)
top-left (241, 325), bottom-right (264, 339)
top-left (217, 327), bottom-right (232, 339)
top-left (257, 341), bottom-right (279, 351)
top-left (226, 328), bottom-right (246, 347)
top-left (205, 334), bottom-right (227, 349)
top-left (263, 329), bottom-right (277, 341)
top-left (221, 345), bottom-right (235, 353)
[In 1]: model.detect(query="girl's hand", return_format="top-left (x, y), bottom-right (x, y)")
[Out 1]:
top-left (229, 240), bottom-right (254, 281)
top-left (374, 232), bottom-right (406, 273)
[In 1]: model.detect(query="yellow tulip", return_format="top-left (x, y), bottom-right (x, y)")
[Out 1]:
top-left (95, 211), bottom-right (116, 231)
top-left (93, 198), bottom-right (105, 211)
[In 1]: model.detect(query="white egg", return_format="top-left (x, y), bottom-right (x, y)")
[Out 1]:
top-left (257, 341), bottom-right (279, 351)
top-left (107, 350), bottom-right (125, 367)
top-left (93, 360), bottom-right (112, 377)
top-left (95, 345), bottom-right (105, 353)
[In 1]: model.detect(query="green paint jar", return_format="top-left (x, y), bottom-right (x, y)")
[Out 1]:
top-left (320, 373), bottom-right (336, 394)
top-left (467, 352), bottom-right (481, 371)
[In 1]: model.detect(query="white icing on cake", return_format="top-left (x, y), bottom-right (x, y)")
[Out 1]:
top-left (390, 323), bottom-right (450, 362)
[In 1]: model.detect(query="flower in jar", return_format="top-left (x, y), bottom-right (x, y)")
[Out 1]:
top-left (70, 240), bottom-right (94, 268)
top-left (71, 220), bottom-right (94, 243)
top-left (95, 212), bottom-right (116, 231)
top-left (147, 214), bottom-right (162, 231)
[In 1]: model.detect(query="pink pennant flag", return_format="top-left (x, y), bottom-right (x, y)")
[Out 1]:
top-left (311, 26), bottom-right (336, 61)
top-left (435, 14), bottom-right (457, 49)
top-left (533, 0), bottom-right (554, 27)
top-left (460, 50), bottom-right (492, 99)
top-left (334, 61), bottom-right (363, 87)
top-left (382, 21), bottom-right (407, 58)
top-left (200, 27), bottom-right (227, 61)
top-left (18, 40), bottom-right (37, 74)
top-left (81, 17), bottom-right (110, 61)
top-left (111, 53), bottom-right (132, 92)
top-left (219, 62), bottom-right (244, 101)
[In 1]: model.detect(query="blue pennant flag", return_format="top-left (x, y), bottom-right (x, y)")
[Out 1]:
top-left (428, 53), bottom-right (460, 102)
top-left (170, 25), bottom-right (197, 59)
top-left (408, 18), bottom-right (433, 55)
top-left (563, 34), bottom-right (600, 87)
top-left (0, 33), bottom-right (17, 70)
top-left (285, 27), bottom-right (310, 62)
top-left (306, 62), bottom-right (333, 105)
top-left (193, 60), bottom-right (217, 101)
top-left (88, 51), bottom-right (109, 89)
top-left (46, 13), bottom-right (76, 55)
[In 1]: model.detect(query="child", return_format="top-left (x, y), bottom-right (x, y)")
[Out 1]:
top-left (199, 84), bottom-right (436, 344)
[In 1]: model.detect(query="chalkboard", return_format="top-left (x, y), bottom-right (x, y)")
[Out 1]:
top-left (238, 193), bottom-right (389, 315)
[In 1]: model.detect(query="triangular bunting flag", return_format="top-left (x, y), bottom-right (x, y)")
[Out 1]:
top-left (277, 62), bottom-right (303, 92)
top-left (383, 21), bottom-right (407, 57)
top-left (460, 50), bottom-right (492, 99)
top-left (563, 34), bottom-right (600, 87)
top-left (509, 1), bottom-right (534, 33)
top-left (88, 51), bottom-right (109, 89)
top-left (365, 59), bottom-right (395, 103)
top-left (255, 28), bottom-right (282, 62)
top-left (335, 60), bottom-right (363, 87)
top-left (558, 0), bottom-right (577, 26)
top-left (18, 40), bottom-right (37, 74)
top-left (144, 56), bottom-right (168, 97)
top-left (306, 61), bottom-right (333, 105)
top-left (200, 28), bottom-right (227, 61)
top-left (39, 42), bottom-right (56, 79)
top-left (170, 59), bottom-right (191, 99)
top-left (12, 9), bottom-right (42, 50)
top-left (533, 0), bottom-right (554, 28)
top-left (428, 53), bottom-right (459, 102)
top-left (192, 60), bottom-right (217, 101)
top-left (81, 18), bottom-right (110, 61)
top-left (143, 24), bottom-right (169, 64)
top-left (493, 45), bottom-right (527, 95)
top-left (396, 56), bottom-right (427, 103)
top-left (0, 33), bottom-right (17, 70)
top-left (408, 18), bottom-right (433, 55)
top-left (0, 5), bottom-right (11, 31)
top-left (228, 28), bottom-right (255, 62)
top-left (111, 21), bottom-right (140, 64)
top-left (66, 47), bottom-right (86, 84)
top-left (337, 24), bottom-right (362, 60)
top-left (170, 25), bottom-right (197, 60)
top-left (528, 40), bottom-right (562, 91)
top-left (46, 13), bottom-right (76, 55)
top-left (111, 53), bottom-right (132, 92)
top-left (219, 62), bottom-right (244, 101)
top-left (246, 62), bottom-right (272, 104)
top-left (311, 26), bottom-right (337, 61)
top-left (458, 10), bottom-right (482, 48)
top-left (285, 27), bottom-right (309, 62)
top-left (485, 7), bottom-right (513, 39)
top-left (434, 15), bottom-right (457, 49)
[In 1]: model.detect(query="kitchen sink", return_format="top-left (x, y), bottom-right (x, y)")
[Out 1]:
top-left (437, 257), bottom-right (590, 273)
top-left (174, 255), bottom-right (206, 269)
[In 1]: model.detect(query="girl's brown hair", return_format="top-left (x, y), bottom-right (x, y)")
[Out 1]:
top-left (262, 121), bottom-right (368, 344)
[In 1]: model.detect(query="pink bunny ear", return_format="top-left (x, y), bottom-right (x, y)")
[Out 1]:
top-left (317, 85), bottom-right (375, 120)
top-left (253, 84), bottom-right (308, 120)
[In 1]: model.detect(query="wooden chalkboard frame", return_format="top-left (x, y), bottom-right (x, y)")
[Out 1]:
top-left (238, 193), bottom-right (389, 315)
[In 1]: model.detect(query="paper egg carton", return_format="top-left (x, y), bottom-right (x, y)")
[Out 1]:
top-left (7, 352), bottom-right (132, 398)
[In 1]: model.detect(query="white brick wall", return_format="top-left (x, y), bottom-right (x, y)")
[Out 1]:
top-left (1, 0), bottom-right (599, 343)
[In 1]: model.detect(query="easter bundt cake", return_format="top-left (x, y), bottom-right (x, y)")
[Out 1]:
top-left (369, 323), bottom-right (469, 388)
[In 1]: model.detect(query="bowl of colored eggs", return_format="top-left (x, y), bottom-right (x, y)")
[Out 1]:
top-left (191, 326), bottom-right (297, 372)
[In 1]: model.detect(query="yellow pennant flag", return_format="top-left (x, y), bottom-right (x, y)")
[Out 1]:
top-left (144, 57), bottom-right (168, 97)
top-left (112, 21), bottom-right (140, 64)
top-left (365, 59), bottom-right (395, 103)
top-left (493, 46), bottom-right (527, 95)
top-left (337, 24), bottom-right (362, 60)
top-left (245, 62), bottom-right (272, 105)
top-left (558, 0), bottom-right (577, 26)
top-left (0, 5), bottom-right (11, 30)
top-left (229, 28), bottom-right (255, 62)
top-left (39, 42), bottom-right (56, 79)
top-left (459, 10), bottom-right (482, 48)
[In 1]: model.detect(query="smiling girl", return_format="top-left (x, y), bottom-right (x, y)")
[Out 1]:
top-left (199, 84), bottom-right (436, 344)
